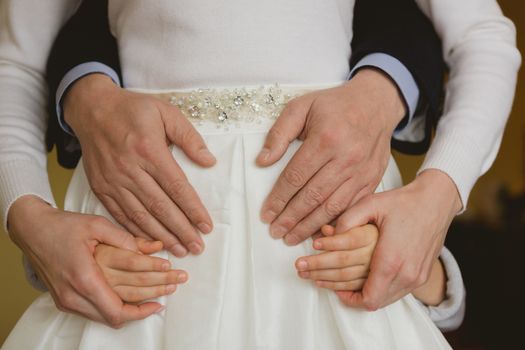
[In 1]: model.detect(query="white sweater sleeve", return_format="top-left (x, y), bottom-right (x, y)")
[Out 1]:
top-left (0, 0), bottom-right (80, 231)
top-left (416, 247), bottom-right (466, 332)
top-left (414, 0), bottom-right (521, 209)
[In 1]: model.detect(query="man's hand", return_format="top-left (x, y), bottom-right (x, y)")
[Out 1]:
top-left (257, 69), bottom-right (406, 245)
top-left (64, 74), bottom-right (216, 257)
top-left (8, 196), bottom-right (167, 327)
top-left (334, 169), bottom-right (462, 310)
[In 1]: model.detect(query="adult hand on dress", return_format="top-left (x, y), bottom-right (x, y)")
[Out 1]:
top-left (8, 195), bottom-right (167, 327)
top-left (257, 69), bottom-right (405, 245)
top-left (334, 169), bottom-right (462, 310)
top-left (63, 74), bottom-right (216, 257)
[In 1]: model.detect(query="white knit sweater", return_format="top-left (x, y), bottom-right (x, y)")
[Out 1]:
top-left (0, 0), bottom-right (520, 228)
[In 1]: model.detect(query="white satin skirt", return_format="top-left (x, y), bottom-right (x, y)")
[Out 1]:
top-left (3, 86), bottom-right (451, 350)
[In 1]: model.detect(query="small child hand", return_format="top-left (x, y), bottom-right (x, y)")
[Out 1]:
top-left (95, 237), bottom-right (188, 303)
top-left (295, 224), bottom-right (378, 291)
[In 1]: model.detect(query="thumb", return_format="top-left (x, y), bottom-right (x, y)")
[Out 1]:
top-left (96, 219), bottom-right (139, 252)
top-left (256, 97), bottom-right (311, 167)
top-left (335, 196), bottom-right (378, 234)
top-left (336, 290), bottom-right (365, 308)
top-left (162, 105), bottom-right (216, 167)
top-left (136, 238), bottom-right (164, 255)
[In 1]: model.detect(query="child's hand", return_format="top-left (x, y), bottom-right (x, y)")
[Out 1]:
top-left (295, 224), bottom-right (378, 291)
top-left (95, 238), bottom-right (188, 303)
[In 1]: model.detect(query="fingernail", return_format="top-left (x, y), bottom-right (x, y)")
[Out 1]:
top-left (284, 233), bottom-right (300, 246)
top-left (198, 223), bottom-right (212, 234)
top-left (313, 240), bottom-right (322, 250)
top-left (161, 261), bottom-right (171, 271)
top-left (177, 273), bottom-right (188, 283)
top-left (166, 284), bottom-right (177, 294)
top-left (156, 305), bottom-right (166, 313)
top-left (188, 242), bottom-right (203, 255)
top-left (261, 210), bottom-right (277, 224)
top-left (200, 150), bottom-right (216, 164)
top-left (298, 271), bottom-right (310, 279)
top-left (296, 259), bottom-right (308, 271)
top-left (258, 148), bottom-right (271, 163)
top-left (170, 244), bottom-right (188, 258)
top-left (270, 225), bottom-right (287, 239)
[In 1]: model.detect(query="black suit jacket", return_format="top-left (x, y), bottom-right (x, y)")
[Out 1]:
top-left (46, 0), bottom-right (444, 169)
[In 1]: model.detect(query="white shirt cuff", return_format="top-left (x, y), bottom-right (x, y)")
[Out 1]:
top-left (350, 53), bottom-right (420, 133)
top-left (56, 62), bottom-right (121, 135)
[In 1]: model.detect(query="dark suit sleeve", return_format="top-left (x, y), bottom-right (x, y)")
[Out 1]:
top-left (351, 0), bottom-right (445, 155)
top-left (46, 0), bottom-right (120, 168)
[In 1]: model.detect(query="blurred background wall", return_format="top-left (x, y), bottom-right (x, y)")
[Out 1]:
top-left (1, 0), bottom-right (523, 347)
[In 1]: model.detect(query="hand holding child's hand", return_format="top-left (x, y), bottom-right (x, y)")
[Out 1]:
top-left (295, 224), bottom-right (378, 292)
top-left (95, 238), bottom-right (188, 303)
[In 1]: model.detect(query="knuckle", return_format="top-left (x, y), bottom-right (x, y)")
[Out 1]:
top-left (283, 167), bottom-right (305, 188)
top-left (106, 312), bottom-right (123, 328)
top-left (149, 199), bottom-right (169, 219)
top-left (58, 291), bottom-right (76, 311)
top-left (346, 145), bottom-right (366, 165)
top-left (135, 139), bottom-right (156, 159)
top-left (136, 273), bottom-right (149, 285)
top-left (165, 179), bottom-right (188, 200)
top-left (268, 194), bottom-right (287, 212)
top-left (362, 296), bottom-right (379, 311)
top-left (130, 210), bottom-right (148, 226)
top-left (303, 188), bottom-right (324, 206)
top-left (399, 266), bottom-right (419, 286)
top-left (113, 155), bottom-right (131, 175)
top-left (337, 252), bottom-right (350, 266)
top-left (337, 269), bottom-right (349, 281)
top-left (91, 184), bottom-right (108, 199)
top-left (111, 210), bottom-right (128, 225)
top-left (324, 199), bottom-right (344, 217)
top-left (72, 273), bottom-right (96, 294)
top-left (318, 129), bottom-right (339, 149)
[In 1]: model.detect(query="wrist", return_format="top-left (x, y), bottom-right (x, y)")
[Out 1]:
top-left (413, 169), bottom-right (463, 216)
top-left (348, 68), bottom-right (406, 132)
top-left (63, 73), bottom-right (118, 129)
top-left (7, 195), bottom-right (55, 246)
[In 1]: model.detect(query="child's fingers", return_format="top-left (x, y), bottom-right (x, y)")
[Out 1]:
top-left (110, 269), bottom-right (188, 287)
top-left (296, 249), bottom-right (370, 271)
top-left (313, 225), bottom-right (378, 251)
top-left (321, 225), bottom-right (335, 236)
top-left (114, 284), bottom-right (178, 303)
top-left (298, 265), bottom-right (368, 282)
top-left (316, 279), bottom-right (366, 291)
top-left (101, 248), bottom-right (171, 272)
top-left (136, 238), bottom-right (164, 255)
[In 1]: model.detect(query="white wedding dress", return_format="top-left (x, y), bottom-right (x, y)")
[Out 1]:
top-left (3, 110), bottom-right (450, 349)
top-left (3, 1), bottom-right (451, 349)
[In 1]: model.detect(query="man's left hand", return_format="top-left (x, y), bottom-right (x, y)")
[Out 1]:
top-left (257, 69), bottom-right (406, 245)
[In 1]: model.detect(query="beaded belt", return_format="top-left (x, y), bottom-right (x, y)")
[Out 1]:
top-left (151, 84), bottom-right (299, 128)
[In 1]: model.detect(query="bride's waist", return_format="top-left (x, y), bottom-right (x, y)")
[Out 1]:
top-left (128, 83), bottom-right (343, 133)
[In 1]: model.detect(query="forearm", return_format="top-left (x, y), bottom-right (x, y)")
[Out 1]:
top-left (0, 0), bottom-right (77, 227)
top-left (415, 247), bottom-right (466, 332)
top-left (412, 258), bottom-right (446, 306)
top-left (415, 0), bottom-right (521, 208)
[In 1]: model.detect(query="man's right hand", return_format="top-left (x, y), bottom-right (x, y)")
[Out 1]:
top-left (63, 74), bottom-right (216, 256)
top-left (8, 196), bottom-right (166, 328)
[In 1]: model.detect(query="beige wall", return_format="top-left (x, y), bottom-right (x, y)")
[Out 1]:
top-left (1, 0), bottom-right (524, 344)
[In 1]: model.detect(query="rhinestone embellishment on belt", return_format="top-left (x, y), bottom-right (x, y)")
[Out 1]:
top-left (168, 84), bottom-right (296, 127)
